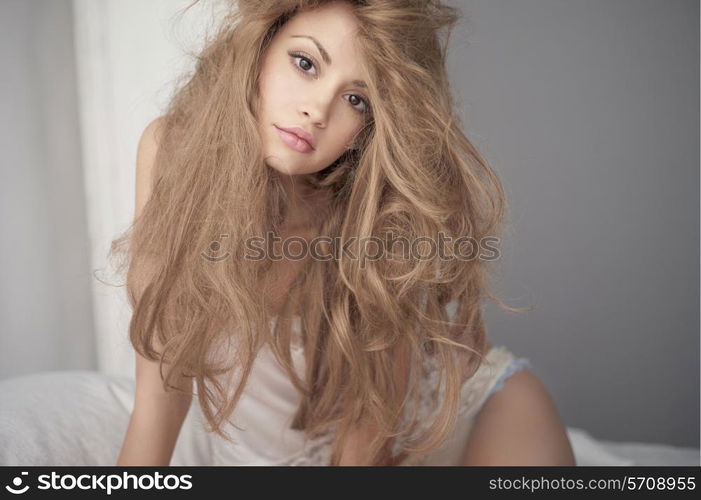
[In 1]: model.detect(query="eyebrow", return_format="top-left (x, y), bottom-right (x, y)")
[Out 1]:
top-left (290, 34), bottom-right (367, 89)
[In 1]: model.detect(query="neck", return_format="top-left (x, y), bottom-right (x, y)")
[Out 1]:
top-left (278, 173), bottom-right (327, 232)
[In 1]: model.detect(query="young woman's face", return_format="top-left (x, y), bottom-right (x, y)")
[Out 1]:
top-left (256, 1), bottom-right (371, 177)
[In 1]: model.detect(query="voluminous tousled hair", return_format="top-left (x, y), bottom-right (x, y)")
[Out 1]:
top-left (107, 0), bottom-right (526, 465)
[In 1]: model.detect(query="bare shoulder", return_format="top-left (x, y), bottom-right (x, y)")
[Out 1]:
top-left (135, 117), bottom-right (165, 217)
top-left (461, 367), bottom-right (576, 466)
top-left (139, 116), bottom-right (165, 148)
top-left (136, 117), bottom-right (165, 171)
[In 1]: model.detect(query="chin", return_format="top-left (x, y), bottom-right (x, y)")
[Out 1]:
top-left (265, 157), bottom-right (303, 176)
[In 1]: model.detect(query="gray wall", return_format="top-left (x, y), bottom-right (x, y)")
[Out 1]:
top-left (0, 0), bottom-right (96, 379)
top-left (447, 0), bottom-right (698, 447)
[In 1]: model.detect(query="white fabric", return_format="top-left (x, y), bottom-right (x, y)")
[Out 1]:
top-left (208, 317), bottom-right (313, 465)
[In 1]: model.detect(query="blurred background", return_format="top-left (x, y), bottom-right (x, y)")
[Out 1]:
top-left (0, 0), bottom-right (697, 452)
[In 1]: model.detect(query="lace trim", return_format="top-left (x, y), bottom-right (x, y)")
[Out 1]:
top-left (279, 430), bottom-right (337, 466)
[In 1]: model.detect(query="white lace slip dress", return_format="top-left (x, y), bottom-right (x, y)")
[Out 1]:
top-left (201, 316), bottom-right (531, 466)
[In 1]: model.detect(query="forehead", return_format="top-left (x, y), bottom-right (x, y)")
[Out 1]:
top-left (278, 3), bottom-right (362, 57)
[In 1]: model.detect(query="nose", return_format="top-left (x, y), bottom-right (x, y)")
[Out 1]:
top-left (300, 88), bottom-right (334, 128)
top-left (301, 108), bottom-right (326, 129)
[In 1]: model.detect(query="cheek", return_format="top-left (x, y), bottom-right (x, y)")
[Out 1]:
top-left (260, 61), bottom-right (305, 108)
top-left (259, 64), bottom-right (287, 107)
top-left (321, 125), bottom-right (361, 162)
top-left (339, 122), bottom-right (363, 149)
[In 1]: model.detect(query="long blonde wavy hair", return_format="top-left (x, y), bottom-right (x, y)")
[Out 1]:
top-left (107, 0), bottom-right (526, 465)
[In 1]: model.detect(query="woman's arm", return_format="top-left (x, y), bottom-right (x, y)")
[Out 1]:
top-left (116, 118), bottom-right (193, 466)
top-left (117, 352), bottom-right (193, 466)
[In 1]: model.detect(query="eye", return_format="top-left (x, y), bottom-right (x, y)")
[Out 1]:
top-left (289, 51), bottom-right (318, 77)
top-left (345, 94), bottom-right (370, 115)
top-left (289, 51), bottom-right (371, 116)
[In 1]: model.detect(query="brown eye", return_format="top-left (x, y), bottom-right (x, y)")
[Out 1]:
top-left (345, 94), bottom-right (370, 114)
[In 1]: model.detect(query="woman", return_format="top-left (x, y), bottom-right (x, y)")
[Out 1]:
top-left (115, 0), bottom-right (575, 466)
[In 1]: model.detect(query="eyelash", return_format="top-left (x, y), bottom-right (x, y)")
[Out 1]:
top-left (288, 51), bottom-right (370, 115)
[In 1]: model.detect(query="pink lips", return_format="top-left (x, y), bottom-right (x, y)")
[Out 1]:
top-left (274, 125), bottom-right (315, 154)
